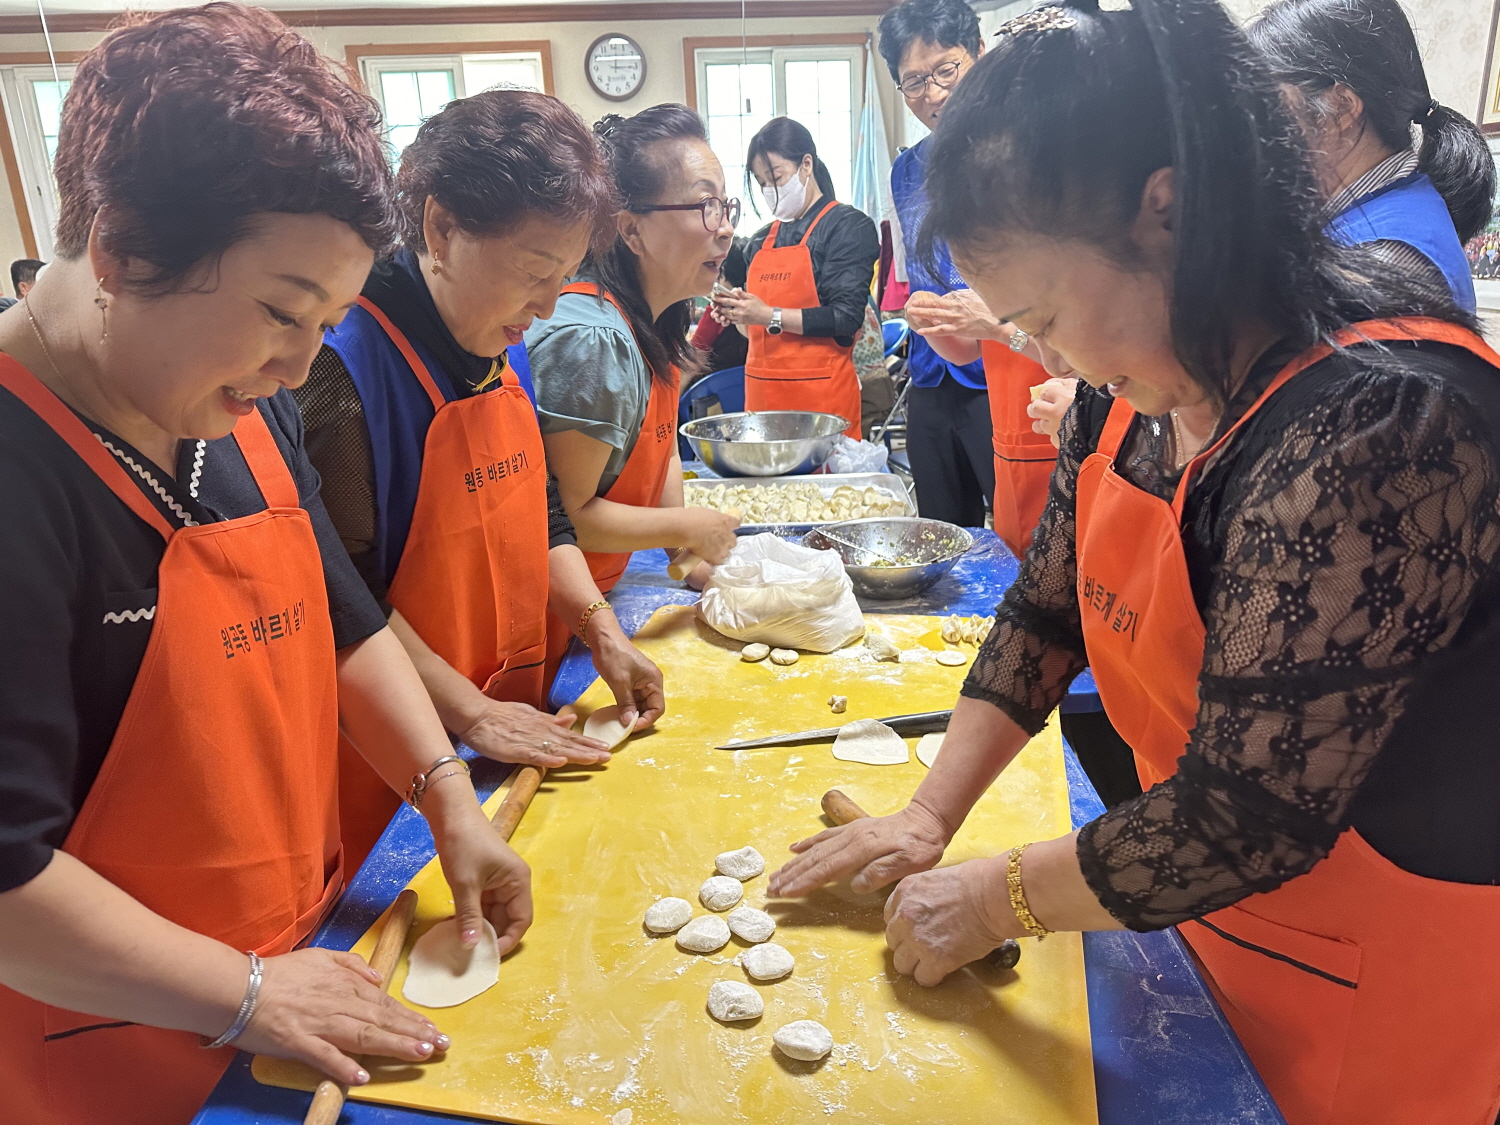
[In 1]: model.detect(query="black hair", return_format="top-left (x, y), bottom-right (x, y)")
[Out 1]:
top-left (745, 117), bottom-right (836, 215)
top-left (1249, 0), bottom-right (1496, 245)
top-left (877, 0), bottom-right (983, 82)
top-left (588, 103), bottom-right (708, 382)
top-left (922, 0), bottom-right (1463, 404)
top-left (10, 258), bottom-right (43, 294)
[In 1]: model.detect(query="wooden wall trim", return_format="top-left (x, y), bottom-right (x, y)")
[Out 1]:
top-left (343, 39), bottom-right (555, 94)
top-left (0, 1), bottom-right (897, 35)
top-left (1481, 0), bottom-right (1500, 135)
top-left (0, 103), bottom-right (36, 260)
top-left (681, 32), bottom-right (869, 109)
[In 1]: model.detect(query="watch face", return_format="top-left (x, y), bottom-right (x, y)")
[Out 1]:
top-left (587, 34), bottom-right (645, 102)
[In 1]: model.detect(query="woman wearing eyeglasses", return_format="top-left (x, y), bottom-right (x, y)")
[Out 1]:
top-left (710, 118), bottom-right (879, 439)
top-left (523, 103), bottom-right (741, 631)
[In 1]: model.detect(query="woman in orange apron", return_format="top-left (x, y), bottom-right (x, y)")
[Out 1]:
top-left (525, 105), bottom-right (742, 633)
top-left (711, 117), bottom-right (879, 439)
top-left (299, 90), bottom-right (664, 870)
top-left (0, 10), bottom-right (531, 1123)
top-left (769, 3), bottom-right (1500, 1122)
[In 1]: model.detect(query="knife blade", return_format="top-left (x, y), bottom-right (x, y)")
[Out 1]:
top-left (716, 709), bottom-right (953, 750)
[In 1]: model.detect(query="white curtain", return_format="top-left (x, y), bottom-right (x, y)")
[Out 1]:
top-left (850, 38), bottom-right (906, 283)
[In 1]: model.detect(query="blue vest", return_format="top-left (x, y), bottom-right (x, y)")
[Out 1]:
top-left (321, 303), bottom-right (538, 589)
top-left (1325, 172), bottom-right (1477, 314)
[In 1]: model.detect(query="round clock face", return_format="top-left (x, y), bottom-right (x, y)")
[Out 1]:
top-left (587, 33), bottom-right (646, 102)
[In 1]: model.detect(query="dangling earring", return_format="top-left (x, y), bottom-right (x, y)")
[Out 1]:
top-left (430, 256), bottom-right (441, 275)
top-left (94, 279), bottom-right (108, 342)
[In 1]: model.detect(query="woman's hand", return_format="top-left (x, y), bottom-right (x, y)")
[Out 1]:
top-left (1027, 376), bottom-right (1079, 449)
top-left (458, 700), bottom-right (611, 768)
top-left (426, 795), bottom-right (534, 953)
top-left (768, 802), bottom-right (953, 898)
top-left (905, 289), bottom-right (1001, 340)
top-left (236, 948), bottom-right (450, 1086)
top-left (711, 287), bottom-right (772, 328)
top-left (587, 623), bottom-right (666, 734)
top-left (681, 507), bottom-right (741, 565)
top-left (884, 856), bottom-right (1016, 986)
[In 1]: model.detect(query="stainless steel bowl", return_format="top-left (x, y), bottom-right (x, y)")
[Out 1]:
top-left (679, 411), bottom-right (848, 477)
top-left (803, 517), bottom-right (974, 600)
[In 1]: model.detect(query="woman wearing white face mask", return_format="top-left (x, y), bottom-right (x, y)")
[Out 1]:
top-left (712, 117), bottom-right (879, 438)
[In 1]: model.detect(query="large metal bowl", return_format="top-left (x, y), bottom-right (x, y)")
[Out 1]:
top-left (803, 517), bottom-right (974, 600)
top-left (679, 411), bottom-right (848, 477)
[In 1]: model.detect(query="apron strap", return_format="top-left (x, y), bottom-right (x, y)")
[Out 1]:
top-left (798, 200), bottom-right (840, 243)
top-left (356, 296), bottom-right (447, 412)
top-left (761, 221), bottom-right (782, 251)
top-left (1096, 396), bottom-right (1135, 458)
top-left (233, 406), bottom-right (300, 510)
top-left (0, 354), bottom-right (175, 541)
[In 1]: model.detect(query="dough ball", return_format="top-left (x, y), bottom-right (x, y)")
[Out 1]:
top-left (715, 846), bottom-right (765, 881)
top-left (401, 918), bottom-right (500, 1008)
top-left (773, 1019), bottom-right (833, 1061)
top-left (741, 941), bottom-right (795, 981)
top-left (726, 906), bottom-right (776, 943)
top-left (916, 733), bottom-right (945, 769)
top-left (828, 695), bottom-right (847, 714)
top-left (864, 631), bottom-right (900, 662)
top-left (677, 914), bottom-right (732, 953)
top-left (832, 718), bottom-right (910, 765)
top-left (740, 643), bottom-right (770, 662)
top-left (582, 704), bottom-right (634, 750)
top-left (700, 875), bottom-right (745, 911)
top-left (707, 980), bottom-right (764, 1023)
top-left (769, 648), bottom-right (799, 666)
top-left (936, 650), bottom-right (967, 666)
top-left (644, 897), bottom-right (694, 933)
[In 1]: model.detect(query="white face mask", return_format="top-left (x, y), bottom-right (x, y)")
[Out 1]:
top-left (761, 167), bottom-right (811, 221)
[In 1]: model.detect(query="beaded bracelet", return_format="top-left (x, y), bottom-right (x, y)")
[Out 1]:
top-left (1006, 843), bottom-right (1051, 940)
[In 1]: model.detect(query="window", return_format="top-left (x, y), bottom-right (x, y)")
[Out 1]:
top-left (0, 64), bottom-right (75, 261)
top-left (356, 47), bottom-right (549, 162)
top-left (693, 45), bottom-right (863, 235)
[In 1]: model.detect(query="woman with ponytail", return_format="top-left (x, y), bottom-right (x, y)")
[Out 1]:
top-left (1250, 0), bottom-right (1492, 313)
top-left (711, 116), bottom-right (879, 437)
top-left (770, 2), bottom-right (1500, 1121)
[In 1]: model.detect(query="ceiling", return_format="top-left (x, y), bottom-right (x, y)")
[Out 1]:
top-left (0, 0), bottom-right (762, 14)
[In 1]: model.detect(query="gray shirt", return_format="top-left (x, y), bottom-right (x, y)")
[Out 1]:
top-left (525, 290), bottom-right (652, 496)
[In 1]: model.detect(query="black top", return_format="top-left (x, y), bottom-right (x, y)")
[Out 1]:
top-left (961, 338), bottom-right (1500, 930)
top-left (0, 386), bottom-right (387, 893)
top-left (725, 201), bottom-right (880, 346)
top-left (297, 250), bottom-right (577, 606)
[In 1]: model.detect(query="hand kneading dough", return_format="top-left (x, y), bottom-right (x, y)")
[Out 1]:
top-left (740, 941), bottom-right (794, 980)
top-left (401, 918), bottom-right (500, 1008)
top-left (644, 897), bottom-right (694, 933)
top-left (773, 1019), bottom-right (833, 1061)
top-left (726, 906), bottom-right (776, 943)
top-left (715, 846), bottom-right (765, 880)
top-left (582, 704), bottom-right (634, 749)
top-left (916, 733), bottom-right (946, 769)
top-left (677, 914), bottom-right (731, 953)
top-left (700, 875), bottom-right (744, 911)
top-left (740, 643), bottom-right (770, 662)
top-left (707, 980), bottom-right (764, 1023)
top-left (832, 718), bottom-right (909, 765)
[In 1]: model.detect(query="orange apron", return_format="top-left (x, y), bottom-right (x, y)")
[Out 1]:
top-left (337, 297), bottom-right (550, 869)
top-left (980, 338), bottom-right (1056, 557)
top-left (0, 357), bottom-right (342, 1125)
top-left (1073, 319), bottom-right (1500, 1125)
top-left (744, 201), bottom-right (862, 439)
top-left (543, 282), bottom-right (680, 679)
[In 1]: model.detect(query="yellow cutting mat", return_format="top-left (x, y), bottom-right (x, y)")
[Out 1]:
top-left (256, 607), bottom-right (1096, 1124)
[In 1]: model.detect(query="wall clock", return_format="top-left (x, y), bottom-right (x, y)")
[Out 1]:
top-left (586, 33), bottom-right (647, 102)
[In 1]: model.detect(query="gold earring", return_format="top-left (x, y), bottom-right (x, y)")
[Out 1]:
top-left (94, 280), bottom-right (108, 342)
top-left (430, 256), bottom-right (440, 275)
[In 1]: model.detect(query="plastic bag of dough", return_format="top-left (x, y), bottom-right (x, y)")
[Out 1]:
top-left (698, 532), bottom-right (865, 653)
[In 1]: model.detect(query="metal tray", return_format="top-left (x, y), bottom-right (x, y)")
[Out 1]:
top-left (683, 471), bottom-right (915, 534)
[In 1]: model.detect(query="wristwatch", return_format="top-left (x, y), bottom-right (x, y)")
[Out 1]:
top-left (767, 307), bottom-right (784, 336)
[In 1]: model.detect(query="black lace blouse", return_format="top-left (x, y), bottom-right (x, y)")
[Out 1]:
top-left (961, 338), bottom-right (1500, 930)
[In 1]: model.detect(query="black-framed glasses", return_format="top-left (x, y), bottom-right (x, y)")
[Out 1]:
top-left (897, 59), bottom-right (965, 100)
top-left (634, 196), bottom-right (741, 231)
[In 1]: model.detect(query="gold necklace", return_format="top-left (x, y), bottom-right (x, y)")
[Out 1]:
top-left (23, 293), bottom-right (66, 382)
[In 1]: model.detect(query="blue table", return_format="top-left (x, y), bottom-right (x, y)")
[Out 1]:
top-left (196, 530), bottom-right (1281, 1125)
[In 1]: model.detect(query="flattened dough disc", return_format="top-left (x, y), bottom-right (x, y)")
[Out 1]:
top-left (583, 704), bottom-right (634, 750)
top-left (916, 732), bottom-right (945, 769)
top-left (831, 718), bottom-right (909, 765)
top-left (401, 918), bottom-right (500, 1008)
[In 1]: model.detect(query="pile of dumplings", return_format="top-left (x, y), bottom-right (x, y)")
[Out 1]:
top-left (687, 481), bottom-right (907, 525)
top-left (941, 614), bottom-right (995, 646)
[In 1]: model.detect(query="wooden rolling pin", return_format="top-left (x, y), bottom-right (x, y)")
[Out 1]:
top-left (303, 767), bottom-right (547, 1124)
top-left (819, 789), bottom-right (1022, 972)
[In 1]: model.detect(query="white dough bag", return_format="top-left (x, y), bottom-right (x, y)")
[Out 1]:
top-left (697, 532), bottom-right (865, 653)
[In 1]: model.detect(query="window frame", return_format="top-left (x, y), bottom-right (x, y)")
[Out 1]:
top-left (0, 57), bottom-right (80, 261)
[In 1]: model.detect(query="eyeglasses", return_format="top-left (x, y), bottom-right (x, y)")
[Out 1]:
top-left (634, 196), bottom-right (741, 231)
top-left (897, 59), bottom-right (965, 101)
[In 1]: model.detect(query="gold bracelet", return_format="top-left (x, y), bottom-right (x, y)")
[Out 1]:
top-left (577, 600), bottom-right (612, 648)
top-left (1006, 843), bottom-right (1051, 940)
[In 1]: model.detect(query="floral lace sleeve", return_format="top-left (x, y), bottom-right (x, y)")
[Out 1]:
top-left (1076, 359), bottom-right (1500, 930)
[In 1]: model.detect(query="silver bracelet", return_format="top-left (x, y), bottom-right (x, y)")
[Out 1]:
top-left (405, 754), bottom-right (471, 809)
top-left (202, 952), bottom-right (263, 1050)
